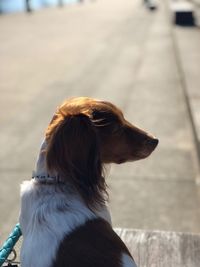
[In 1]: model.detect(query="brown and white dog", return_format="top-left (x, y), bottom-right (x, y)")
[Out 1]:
top-left (20, 97), bottom-right (158, 267)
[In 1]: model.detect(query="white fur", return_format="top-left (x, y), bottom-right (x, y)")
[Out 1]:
top-left (121, 253), bottom-right (137, 267)
top-left (32, 139), bottom-right (60, 181)
top-left (20, 138), bottom-right (112, 267)
top-left (35, 139), bottom-right (47, 175)
top-left (20, 180), bottom-right (111, 267)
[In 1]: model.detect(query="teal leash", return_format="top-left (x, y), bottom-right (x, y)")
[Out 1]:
top-left (0, 224), bottom-right (22, 266)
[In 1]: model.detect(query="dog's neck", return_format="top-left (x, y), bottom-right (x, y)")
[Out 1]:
top-left (30, 139), bottom-right (112, 224)
top-left (32, 139), bottom-right (64, 184)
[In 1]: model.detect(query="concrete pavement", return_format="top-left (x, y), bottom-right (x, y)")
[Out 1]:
top-left (0, 0), bottom-right (200, 245)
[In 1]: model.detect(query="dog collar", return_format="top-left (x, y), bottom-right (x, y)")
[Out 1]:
top-left (32, 171), bottom-right (64, 184)
top-left (32, 139), bottom-right (66, 185)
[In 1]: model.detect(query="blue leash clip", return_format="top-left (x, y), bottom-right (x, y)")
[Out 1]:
top-left (0, 224), bottom-right (22, 267)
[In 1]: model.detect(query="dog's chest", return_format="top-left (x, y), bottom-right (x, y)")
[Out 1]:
top-left (19, 180), bottom-right (99, 267)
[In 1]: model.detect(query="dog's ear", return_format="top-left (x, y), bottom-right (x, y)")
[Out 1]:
top-left (46, 113), bottom-right (107, 209)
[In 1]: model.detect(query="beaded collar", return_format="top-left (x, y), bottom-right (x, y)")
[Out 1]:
top-left (32, 171), bottom-right (64, 184)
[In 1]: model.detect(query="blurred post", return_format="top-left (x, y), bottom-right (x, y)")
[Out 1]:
top-left (58, 0), bottom-right (64, 7)
top-left (144, 0), bottom-right (158, 11)
top-left (171, 1), bottom-right (196, 26)
top-left (25, 0), bottom-right (32, 12)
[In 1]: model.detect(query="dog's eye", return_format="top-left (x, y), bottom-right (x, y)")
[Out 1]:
top-left (92, 109), bottom-right (119, 122)
top-left (91, 109), bottom-right (124, 136)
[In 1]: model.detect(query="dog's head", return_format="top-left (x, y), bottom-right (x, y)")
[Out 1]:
top-left (45, 97), bottom-right (158, 208)
top-left (46, 97), bottom-right (158, 164)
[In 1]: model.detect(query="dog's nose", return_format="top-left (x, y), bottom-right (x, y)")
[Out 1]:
top-left (151, 138), bottom-right (159, 147)
top-left (145, 137), bottom-right (159, 148)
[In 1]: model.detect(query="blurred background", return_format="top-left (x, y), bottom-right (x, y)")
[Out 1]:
top-left (0, 0), bottom-right (200, 245)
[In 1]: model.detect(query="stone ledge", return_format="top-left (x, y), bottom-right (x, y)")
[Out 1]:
top-left (115, 228), bottom-right (200, 267)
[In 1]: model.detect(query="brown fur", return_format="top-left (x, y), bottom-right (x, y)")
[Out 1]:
top-left (51, 218), bottom-right (132, 267)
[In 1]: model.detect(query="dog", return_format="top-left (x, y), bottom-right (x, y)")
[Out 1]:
top-left (20, 97), bottom-right (158, 267)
